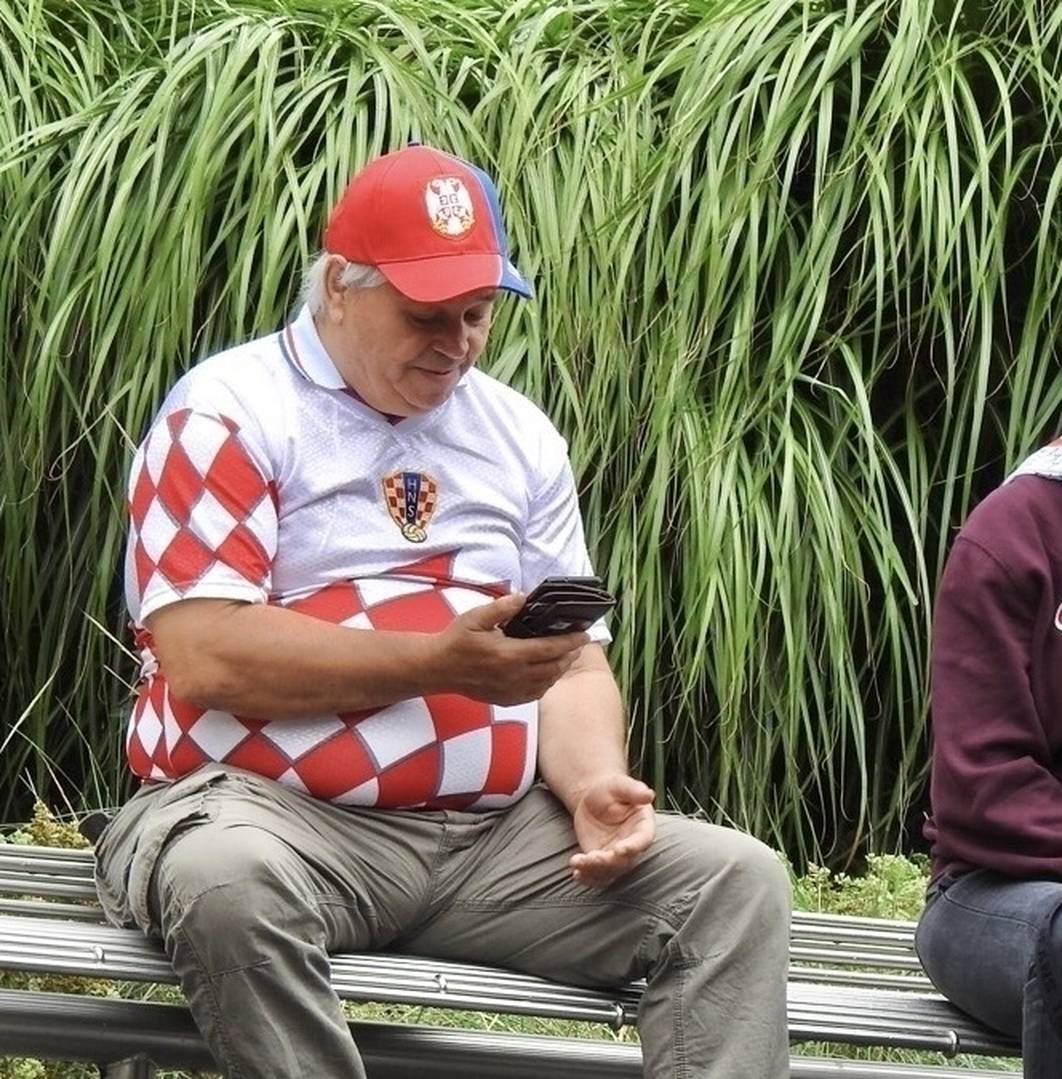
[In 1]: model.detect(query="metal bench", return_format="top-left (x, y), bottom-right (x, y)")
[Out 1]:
top-left (0, 843), bottom-right (1019, 1078)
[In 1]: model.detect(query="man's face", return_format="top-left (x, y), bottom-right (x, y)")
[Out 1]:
top-left (322, 276), bottom-right (496, 417)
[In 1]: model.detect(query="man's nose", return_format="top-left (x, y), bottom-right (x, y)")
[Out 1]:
top-left (434, 324), bottom-right (470, 360)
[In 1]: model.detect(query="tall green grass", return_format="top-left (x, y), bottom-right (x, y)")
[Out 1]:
top-left (3, 0), bottom-right (1061, 864)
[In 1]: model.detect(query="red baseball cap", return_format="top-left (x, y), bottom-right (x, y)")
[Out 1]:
top-left (323, 144), bottom-right (533, 303)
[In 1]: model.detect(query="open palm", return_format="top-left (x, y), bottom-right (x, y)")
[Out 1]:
top-left (569, 775), bottom-right (656, 888)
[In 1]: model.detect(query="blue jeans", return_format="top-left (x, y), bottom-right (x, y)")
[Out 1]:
top-left (915, 869), bottom-right (1062, 1076)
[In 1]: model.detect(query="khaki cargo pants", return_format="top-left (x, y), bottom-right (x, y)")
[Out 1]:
top-left (95, 764), bottom-right (790, 1078)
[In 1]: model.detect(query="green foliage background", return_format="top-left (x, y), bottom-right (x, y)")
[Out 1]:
top-left (3, 0), bottom-right (1061, 864)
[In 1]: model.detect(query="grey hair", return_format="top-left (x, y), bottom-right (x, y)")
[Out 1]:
top-left (301, 252), bottom-right (386, 313)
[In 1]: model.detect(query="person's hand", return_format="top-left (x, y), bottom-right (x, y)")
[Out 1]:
top-left (434, 592), bottom-right (588, 706)
top-left (569, 774), bottom-right (656, 888)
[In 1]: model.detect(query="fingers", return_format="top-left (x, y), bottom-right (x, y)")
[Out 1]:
top-left (570, 833), bottom-right (651, 868)
top-left (569, 842), bottom-right (650, 888)
top-left (463, 592), bottom-right (527, 630)
top-left (569, 810), bottom-right (656, 888)
top-left (460, 596), bottom-right (589, 655)
top-left (568, 789), bottom-right (657, 888)
top-left (441, 596), bottom-right (590, 705)
top-left (524, 642), bottom-right (585, 677)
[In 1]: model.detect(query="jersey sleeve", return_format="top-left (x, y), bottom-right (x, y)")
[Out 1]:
top-left (125, 406), bottom-right (279, 624)
top-left (520, 443), bottom-right (612, 645)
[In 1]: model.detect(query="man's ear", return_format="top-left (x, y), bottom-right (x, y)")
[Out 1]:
top-left (321, 256), bottom-right (349, 321)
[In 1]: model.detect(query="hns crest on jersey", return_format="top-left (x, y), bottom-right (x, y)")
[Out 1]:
top-left (425, 178), bottom-right (475, 238)
top-left (382, 471), bottom-right (439, 543)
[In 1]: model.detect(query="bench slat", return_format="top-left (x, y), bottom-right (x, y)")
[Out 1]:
top-left (0, 988), bottom-right (1020, 1079)
top-left (0, 898), bottom-right (103, 921)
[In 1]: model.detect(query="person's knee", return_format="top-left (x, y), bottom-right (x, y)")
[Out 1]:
top-left (740, 833), bottom-right (790, 896)
top-left (679, 825), bottom-right (791, 931)
top-left (152, 824), bottom-right (319, 950)
top-left (683, 822), bottom-right (788, 891)
top-left (642, 823), bottom-right (789, 974)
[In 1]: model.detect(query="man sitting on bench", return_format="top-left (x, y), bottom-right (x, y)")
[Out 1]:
top-left (94, 143), bottom-right (791, 1079)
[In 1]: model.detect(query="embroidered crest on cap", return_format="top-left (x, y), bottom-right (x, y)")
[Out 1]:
top-left (382, 470), bottom-right (439, 543)
top-left (425, 178), bottom-right (475, 238)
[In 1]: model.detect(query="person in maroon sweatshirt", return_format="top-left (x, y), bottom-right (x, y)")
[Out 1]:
top-left (917, 437), bottom-right (1062, 1074)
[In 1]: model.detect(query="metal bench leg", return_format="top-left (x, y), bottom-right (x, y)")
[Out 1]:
top-left (103, 1055), bottom-right (158, 1079)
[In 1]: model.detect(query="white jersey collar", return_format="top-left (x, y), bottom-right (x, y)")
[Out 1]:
top-left (283, 304), bottom-right (348, 391)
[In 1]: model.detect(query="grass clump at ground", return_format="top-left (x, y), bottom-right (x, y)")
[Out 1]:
top-left (0, 803), bottom-right (90, 851)
top-left (789, 851), bottom-right (931, 921)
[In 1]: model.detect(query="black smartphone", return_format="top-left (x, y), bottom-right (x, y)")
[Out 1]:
top-left (502, 575), bottom-right (616, 638)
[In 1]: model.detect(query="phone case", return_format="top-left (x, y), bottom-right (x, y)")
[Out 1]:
top-left (502, 576), bottom-right (616, 638)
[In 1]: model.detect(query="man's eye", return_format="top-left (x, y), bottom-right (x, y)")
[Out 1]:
top-left (409, 314), bottom-right (437, 327)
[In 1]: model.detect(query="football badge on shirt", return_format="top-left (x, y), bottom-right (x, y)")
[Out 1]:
top-left (425, 178), bottom-right (475, 237)
top-left (382, 471), bottom-right (439, 543)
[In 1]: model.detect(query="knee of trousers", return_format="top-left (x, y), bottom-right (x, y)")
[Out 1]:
top-left (669, 826), bottom-right (791, 946)
top-left (152, 822), bottom-right (326, 972)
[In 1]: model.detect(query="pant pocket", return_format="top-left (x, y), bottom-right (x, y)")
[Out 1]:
top-left (95, 767), bottom-right (230, 932)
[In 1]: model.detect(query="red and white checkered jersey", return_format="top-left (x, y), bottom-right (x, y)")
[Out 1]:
top-left (124, 305), bottom-right (609, 810)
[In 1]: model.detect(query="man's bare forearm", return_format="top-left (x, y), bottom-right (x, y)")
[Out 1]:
top-left (147, 599), bottom-right (443, 717)
top-left (537, 645), bottom-right (629, 812)
top-left (145, 593), bottom-right (588, 719)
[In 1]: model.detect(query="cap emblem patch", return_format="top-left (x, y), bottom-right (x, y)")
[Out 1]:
top-left (382, 470), bottom-right (439, 543)
top-left (425, 177), bottom-right (475, 238)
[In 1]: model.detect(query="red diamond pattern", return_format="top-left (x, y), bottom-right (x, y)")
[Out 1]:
top-left (126, 564), bottom-right (536, 809)
top-left (155, 528), bottom-right (216, 589)
top-left (387, 550), bottom-right (459, 580)
top-left (154, 439), bottom-right (204, 525)
top-left (214, 523), bottom-right (270, 585)
top-left (482, 722), bottom-right (528, 796)
top-left (130, 466), bottom-right (158, 527)
top-left (367, 589), bottom-right (455, 633)
top-left (427, 694), bottom-right (493, 739)
top-left (203, 436), bottom-right (272, 521)
top-left (127, 407), bottom-right (276, 605)
top-left (388, 551), bottom-right (509, 598)
top-left (133, 537), bottom-right (156, 594)
top-left (167, 695), bottom-right (209, 775)
top-left (292, 728), bottom-right (378, 800)
top-left (225, 735), bottom-right (294, 781)
top-left (286, 582), bottom-right (365, 623)
top-left (376, 743), bottom-right (443, 806)
top-left (126, 694), bottom-right (155, 777)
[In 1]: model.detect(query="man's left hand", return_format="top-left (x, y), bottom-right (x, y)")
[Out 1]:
top-left (569, 775), bottom-right (656, 888)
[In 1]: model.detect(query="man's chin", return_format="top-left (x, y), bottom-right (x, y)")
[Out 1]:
top-left (404, 379), bottom-right (461, 413)
top-left (397, 391), bottom-right (450, 416)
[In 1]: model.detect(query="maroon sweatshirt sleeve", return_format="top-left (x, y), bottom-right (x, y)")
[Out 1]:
top-left (927, 480), bottom-right (1062, 879)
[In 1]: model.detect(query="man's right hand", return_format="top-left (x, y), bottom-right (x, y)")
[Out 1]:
top-left (433, 592), bottom-right (589, 706)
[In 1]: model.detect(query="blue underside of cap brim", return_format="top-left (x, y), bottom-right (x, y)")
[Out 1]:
top-left (501, 260), bottom-right (534, 299)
